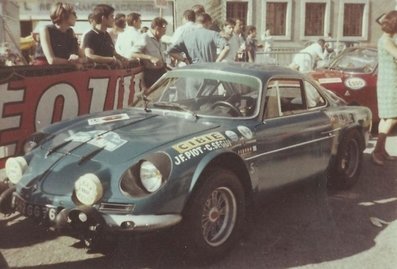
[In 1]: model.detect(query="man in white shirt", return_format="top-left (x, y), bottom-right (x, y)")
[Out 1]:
top-left (115, 12), bottom-right (142, 59)
top-left (291, 39), bottom-right (328, 72)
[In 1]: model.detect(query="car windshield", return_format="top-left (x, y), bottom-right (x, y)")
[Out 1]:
top-left (329, 48), bottom-right (377, 73)
top-left (133, 70), bottom-right (262, 118)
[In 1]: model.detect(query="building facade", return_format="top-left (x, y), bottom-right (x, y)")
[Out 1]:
top-left (13, 0), bottom-right (397, 48)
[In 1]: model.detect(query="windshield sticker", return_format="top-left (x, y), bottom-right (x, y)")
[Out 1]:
top-left (173, 139), bottom-right (232, 166)
top-left (237, 126), bottom-right (253, 139)
top-left (172, 132), bottom-right (226, 153)
top-left (225, 130), bottom-right (239, 142)
top-left (88, 113), bottom-right (130, 125)
top-left (67, 131), bottom-right (127, 151)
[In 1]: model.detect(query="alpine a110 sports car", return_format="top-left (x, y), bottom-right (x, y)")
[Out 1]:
top-left (309, 47), bottom-right (378, 122)
top-left (0, 63), bottom-right (371, 260)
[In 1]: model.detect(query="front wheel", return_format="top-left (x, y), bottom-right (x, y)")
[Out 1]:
top-left (181, 169), bottom-right (246, 262)
top-left (327, 130), bottom-right (363, 189)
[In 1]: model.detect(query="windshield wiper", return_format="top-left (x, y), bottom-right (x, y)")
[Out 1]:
top-left (45, 139), bottom-right (72, 158)
top-left (153, 102), bottom-right (198, 119)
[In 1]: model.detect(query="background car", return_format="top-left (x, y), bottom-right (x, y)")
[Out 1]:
top-left (309, 46), bottom-right (378, 122)
top-left (0, 63), bottom-right (372, 262)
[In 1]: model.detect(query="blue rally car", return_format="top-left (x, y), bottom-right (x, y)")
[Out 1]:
top-left (0, 63), bottom-right (371, 260)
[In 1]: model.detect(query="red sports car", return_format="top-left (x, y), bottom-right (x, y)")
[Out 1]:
top-left (310, 47), bottom-right (378, 122)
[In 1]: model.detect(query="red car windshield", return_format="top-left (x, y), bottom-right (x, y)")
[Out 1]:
top-left (329, 48), bottom-right (377, 73)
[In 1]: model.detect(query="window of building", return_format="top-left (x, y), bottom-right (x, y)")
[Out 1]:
top-left (343, 4), bottom-right (364, 36)
top-left (300, 0), bottom-right (330, 40)
top-left (262, 0), bottom-right (292, 40)
top-left (227, 1), bottom-right (248, 24)
top-left (338, 0), bottom-right (369, 41)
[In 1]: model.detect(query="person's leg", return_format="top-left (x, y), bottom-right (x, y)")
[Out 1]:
top-left (381, 118), bottom-right (397, 159)
top-left (372, 118), bottom-right (397, 165)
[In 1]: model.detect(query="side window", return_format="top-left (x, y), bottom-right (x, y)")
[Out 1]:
top-left (264, 79), bottom-right (306, 118)
top-left (264, 80), bottom-right (281, 118)
top-left (304, 81), bottom-right (326, 108)
top-left (278, 80), bottom-right (306, 115)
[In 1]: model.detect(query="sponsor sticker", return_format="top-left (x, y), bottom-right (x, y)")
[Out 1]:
top-left (237, 126), bottom-right (253, 139)
top-left (172, 132), bottom-right (226, 153)
top-left (88, 113), bottom-right (130, 125)
top-left (68, 131), bottom-right (127, 151)
top-left (318, 77), bottom-right (342, 84)
top-left (173, 139), bottom-right (232, 166)
top-left (344, 77), bottom-right (366, 90)
top-left (225, 130), bottom-right (239, 142)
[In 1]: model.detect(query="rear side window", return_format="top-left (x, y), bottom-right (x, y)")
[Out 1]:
top-left (264, 79), bottom-right (306, 118)
top-left (264, 78), bottom-right (326, 119)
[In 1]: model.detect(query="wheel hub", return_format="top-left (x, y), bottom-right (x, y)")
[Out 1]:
top-left (209, 207), bottom-right (220, 222)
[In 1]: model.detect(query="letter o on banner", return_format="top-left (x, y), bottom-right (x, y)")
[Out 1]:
top-left (36, 83), bottom-right (79, 130)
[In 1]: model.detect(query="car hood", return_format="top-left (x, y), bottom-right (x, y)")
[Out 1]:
top-left (17, 110), bottom-right (222, 197)
top-left (39, 110), bottom-right (220, 164)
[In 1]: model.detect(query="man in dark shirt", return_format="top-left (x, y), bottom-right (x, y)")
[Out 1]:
top-left (83, 4), bottom-right (127, 67)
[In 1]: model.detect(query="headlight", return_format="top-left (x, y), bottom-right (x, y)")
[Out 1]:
top-left (5, 157), bottom-right (28, 184)
top-left (74, 173), bottom-right (103, 205)
top-left (140, 161), bottom-right (162, 193)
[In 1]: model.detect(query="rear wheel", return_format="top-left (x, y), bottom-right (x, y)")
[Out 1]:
top-left (328, 130), bottom-right (363, 189)
top-left (181, 169), bottom-right (246, 262)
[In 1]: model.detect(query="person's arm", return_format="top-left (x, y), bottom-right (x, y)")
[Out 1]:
top-left (384, 37), bottom-right (397, 58)
top-left (315, 44), bottom-right (326, 60)
top-left (214, 33), bottom-right (230, 62)
top-left (40, 26), bottom-right (70, 65)
top-left (84, 47), bottom-right (116, 64)
top-left (216, 46), bottom-right (230, 62)
top-left (247, 49), bottom-right (254, 63)
top-left (131, 35), bottom-right (162, 66)
top-left (167, 39), bottom-right (190, 64)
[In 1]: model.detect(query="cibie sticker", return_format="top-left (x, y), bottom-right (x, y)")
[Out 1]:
top-left (88, 113), bottom-right (130, 125)
top-left (225, 130), bottom-right (239, 142)
top-left (172, 132), bottom-right (226, 153)
top-left (237, 126), bottom-right (253, 139)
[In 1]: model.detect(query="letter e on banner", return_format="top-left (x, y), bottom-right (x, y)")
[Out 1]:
top-left (36, 83), bottom-right (78, 130)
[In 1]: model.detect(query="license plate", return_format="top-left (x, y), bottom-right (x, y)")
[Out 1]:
top-left (13, 195), bottom-right (57, 221)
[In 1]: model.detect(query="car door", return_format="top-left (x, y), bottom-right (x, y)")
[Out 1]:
top-left (252, 78), bottom-right (334, 190)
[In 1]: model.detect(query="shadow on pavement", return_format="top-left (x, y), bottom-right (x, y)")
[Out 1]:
top-left (0, 214), bottom-right (58, 249)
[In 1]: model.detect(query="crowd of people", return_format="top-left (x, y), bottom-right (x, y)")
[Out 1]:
top-left (1, 2), bottom-right (272, 87)
top-left (1, 2), bottom-right (396, 162)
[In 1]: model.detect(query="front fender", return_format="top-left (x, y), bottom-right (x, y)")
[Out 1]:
top-left (189, 149), bottom-right (251, 193)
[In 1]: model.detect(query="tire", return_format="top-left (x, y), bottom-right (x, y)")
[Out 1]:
top-left (181, 169), bottom-right (246, 262)
top-left (327, 130), bottom-right (363, 190)
top-left (0, 185), bottom-right (16, 214)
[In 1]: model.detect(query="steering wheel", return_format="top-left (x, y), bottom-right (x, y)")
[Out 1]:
top-left (211, 101), bottom-right (243, 117)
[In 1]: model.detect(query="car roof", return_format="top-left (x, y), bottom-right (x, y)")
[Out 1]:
top-left (173, 62), bottom-right (303, 84)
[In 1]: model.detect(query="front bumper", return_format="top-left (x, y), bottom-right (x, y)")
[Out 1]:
top-left (10, 191), bottom-right (182, 236)
top-left (103, 213), bottom-right (182, 232)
